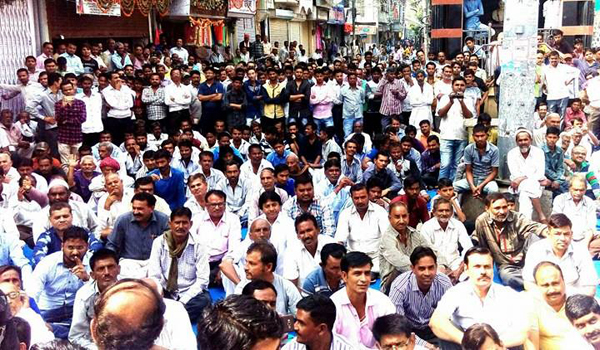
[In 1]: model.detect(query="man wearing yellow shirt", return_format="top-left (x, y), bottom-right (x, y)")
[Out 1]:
top-left (528, 261), bottom-right (592, 350)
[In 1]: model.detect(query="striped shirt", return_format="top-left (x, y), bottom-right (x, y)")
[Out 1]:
top-left (377, 78), bottom-right (407, 116)
top-left (389, 271), bottom-right (452, 330)
top-left (282, 334), bottom-right (358, 350)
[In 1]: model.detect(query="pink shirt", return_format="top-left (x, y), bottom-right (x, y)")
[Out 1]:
top-left (563, 107), bottom-right (587, 129)
top-left (192, 211), bottom-right (242, 262)
top-left (330, 287), bottom-right (396, 349)
top-left (310, 83), bottom-right (335, 119)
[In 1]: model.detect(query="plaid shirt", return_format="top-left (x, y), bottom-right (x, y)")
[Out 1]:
top-left (474, 211), bottom-right (546, 267)
top-left (282, 195), bottom-right (336, 237)
top-left (141, 87), bottom-right (167, 121)
top-left (55, 98), bottom-right (86, 145)
top-left (377, 78), bottom-right (407, 116)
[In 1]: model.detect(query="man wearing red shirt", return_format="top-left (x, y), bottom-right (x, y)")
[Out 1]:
top-left (391, 176), bottom-right (430, 228)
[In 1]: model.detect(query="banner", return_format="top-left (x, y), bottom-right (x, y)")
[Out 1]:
top-left (190, 0), bottom-right (227, 17)
top-left (228, 0), bottom-right (256, 17)
top-left (76, 0), bottom-right (121, 16)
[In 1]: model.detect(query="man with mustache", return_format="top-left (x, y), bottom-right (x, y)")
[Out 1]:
top-left (566, 294), bottom-right (600, 349)
top-left (507, 128), bottom-right (548, 222)
top-left (473, 192), bottom-right (546, 290)
top-left (528, 262), bottom-right (592, 349)
top-left (523, 213), bottom-right (597, 296)
top-left (429, 247), bottom-right (529, 349)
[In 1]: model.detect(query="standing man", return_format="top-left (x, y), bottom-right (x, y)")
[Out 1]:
top-left (170, 39), bottom-right (189, 63)
top-left (60, 43), bottom-right (84, 75)
top-left (197, 67), bottom-right (224, 133)
top-left (437, 76), bottom-right (473, 181)
top-left (149, 207), bottom-right (211, 322)
top-left (408, 70), bottom-right (434, 127)
top-left (330, 252), bottom-right (396, 349)
top-left (429, 247), bottom-right (529, 349)
top-left (261, 67), bottom-right (287, 130)
top-left (106, 192), bottom-right (170, 278)
top-left (453, 123), bottom-right (499, 197)
top-left (76, 76), bottom-right (103, 147)
top-left (286, 65), bottom-right (311, 125)
top-left (141, 73), bottom-right (167, 131)
top-left (250, 34), bottom-right (264, 60)
top-left (543, 51), bottom-right (572, 118)
top-left (376, 67), bottom-right (407, 130)
top-left (101, 72), bottom-right (133, 145)
top-left (339, 72), bottom-right (366, 138)
top-left (164, 68), bottom-right (193, 133)
top-left (55, 81), bottom-right (86, 173)
top-left (26, 72), bottom-right (62, 157)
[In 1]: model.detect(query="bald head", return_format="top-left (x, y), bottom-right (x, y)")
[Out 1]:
top-left (92, 279), bottom-right (165, 350)
top-left (249, 218), bottom-right (271, 241)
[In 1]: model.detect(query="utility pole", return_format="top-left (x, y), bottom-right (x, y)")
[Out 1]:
top-left (352, 0), bottom-right (356, 48)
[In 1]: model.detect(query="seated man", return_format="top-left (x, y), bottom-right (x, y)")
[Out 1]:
top-left (149, 149), bottom-right (186, 211)
top-left (282, 174), bottom-right (336, 237)
top-left (106, 192), bottom-right (170, 278)
top-left (473, 192), bottom-right (546, 290)
top-left (315, 158), bottom-right (353, 222)
top-left (284, 213), bottom-right (334, 287)
top-left (388, 140), bottom-right (421, 187)
top-left (69, 249), bottom-right (120, 348)
top-left (33, 202), bottom-right (103, 264)
top-left (362, 152), bottom-right (402, 198)
top-left (248, 168), bottom-right (289, 221)
top-left (528, 262), bottom-right (592, 349)
top-left (379, 201), bottom-right (430, 292)
top-left (420, 198), bottom-right (472, 282)
top-left (191, 189), bottom-right (241, 286)
top-left (235, 241), bottom-right (301, 315)
top-left (429, 247), bottom-right (529, 349)
top-left (132, 176), bottom-right (171, 216)
top-left (0, 230), bottom-right (32, 288)
top-left (453, 123), bottom-right (499, 198)
top-left (420, 135), bottom-right (441, 189)
top-left (220, 161), bottom-right (252, 223)
top-left (220, 218), bottom-right (286, 295)
top-left (97, 172), bottom-right (134, 239)
top-left (148, 207), bottom-right (211, 322)
top-left (391, 176), bottom-right (430, 229)
top-left (543, 126), bottom-right (566, 197)
top-left (523, 213), bottom-right (597, 296)
top-left (553, 175), bottom-right (598, 253)
top-left (373, 313), bottom-right (428, 350)
top-left (282, 294), bottom-right (359, 349)
top-left (565, 294), bottom-right (600, 349)
top-left (29, 226), bottom-right (91, 339)
top-left (507, 128), bottom-right (548, 222)
top-left (331, 252), bottom-right (396, 349)
top-left (389, 247), bottom-right (452, 342)
top-left (194, 151), bottom-right (226, 191)
top-left (335, 183), bottom-right (388, 273)
top-left (241, 280), bottom-right (278, 310)
top-left (302, 243), bottom-right (346, 297)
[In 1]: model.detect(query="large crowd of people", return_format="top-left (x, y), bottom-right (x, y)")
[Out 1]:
top-left (0, 29), bottom-right (599, 350)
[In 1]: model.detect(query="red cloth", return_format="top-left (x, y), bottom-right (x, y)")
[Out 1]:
top-left (391, 194), bottom-right (430, 228)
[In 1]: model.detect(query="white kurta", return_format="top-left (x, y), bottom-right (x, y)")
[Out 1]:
top-left (408, 83), bottom-right (434, 127)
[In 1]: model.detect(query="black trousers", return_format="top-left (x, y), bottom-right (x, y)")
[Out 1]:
top-left (82, 132), bottom-right (101, 147)
top-left (332, 104), bottom-right (344, 143)
top-left (167, 109), bottom-right (190, 134)
top-left (103, 117), bottom-right (133, 146)
top-left (183, 290), bottom-right (211, 324)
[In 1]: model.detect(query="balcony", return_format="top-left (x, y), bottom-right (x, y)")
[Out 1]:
top-left (274, 0), bottom-right (299, 8)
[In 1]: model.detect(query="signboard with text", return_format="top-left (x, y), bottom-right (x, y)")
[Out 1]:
top-left (76, 0), bottom-right (121, 16)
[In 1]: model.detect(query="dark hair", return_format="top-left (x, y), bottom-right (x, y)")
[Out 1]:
top-left (171, 207), bottom-right (192, 221)
top-left (205, 189), bottom-right (226, 203)
top-left (461, 323), bottom-right (503, 350)
top-left (49, 201), bottom-right (72, 216)
top-left (320, 243), bottom-right (346, 267)
top-left (548, 213), bottom-right (572, 229)
top-left (533, 261), bottom-right (564, 283)
top-left (426, 135), bottom-right (440, 144)
top-left (566, 294), bottom-right (600, 322)
top-left (134, 176), bottom-right (155, 190)
top-left (197, 295), bottom-right (284, 350)
top-left (323, 126), bottom-right (336, 139)
top-left (484, 192), bottom-right (507, 207)
top-left (153, 149), bottom-right (172, 161)
top-left (248, 144), bottom-right (263, 154)
top-left (241, 279), bottom-right (278, 297)
top-left (296, 294), bottom-right (337, 331)
top-left (13, 316), bottom-right (31, 349)
top-left (63, 226), bottom-right (89, 244)
top-left (90, 249), bottom-right (119, 271)
top-left (349, 183), bottom-right (367, 196)
top-left (258, 190), bottom-right (282, 209)
top-left (294, 174), bottom-right (313, 188)
top-left (403, 176), bottom-right (420, 189)
top-left (0, 265), bottom-right (21, 282)
top-left (437, 178), bottom-right (453, 189)
top-left (463, 246), bottom-right (492, 265)
top-left (366, 177), bottom-right (384, 191)
top-left (294, 212), bottom-right (319, 232)
top-left (546, 126), bottom-right (560, 137)
top-left (504, 192), bottom-right (516, 204)
top-left (323, 158), bottom-right (341, 171)
top-left (93, 279), bottom-right (165, 350)
top-left (131, 192), bottom-right (157, 207)
top-left (452, 76), bottom-right (466, 85)
top-left (433, 197), bottom-right (453, 212)
top-left (341, 251), bottom-right (372, 272)
top-left (472, 123), bottom-right (488, 135)
top-left (30, 340), bottom-right (85, 350)
top-left (372, 314), bottom-right (412, 342)
top-left (247, 241), bottom-right (278, 272)
top-left (409, 246), bottom-right (437, 266)
top-left (273, 163), bottom-right (289, 176)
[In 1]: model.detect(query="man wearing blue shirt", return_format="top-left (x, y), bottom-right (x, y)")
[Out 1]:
top-left (302, 243), bottom-right (346, 297)
top-left (149, 149), bottom-right (186, 210)
top-left (29, 226), bottom-right (90, 339)
top-left (198, 67), bottom-right (224, 133)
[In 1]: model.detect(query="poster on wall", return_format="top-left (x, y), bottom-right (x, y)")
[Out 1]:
top-left (76, 0), bottom-right (121, 16)
top-left (190, 0), bottom-right (228, 17)
top-left (229, 0), bottom-right (256, 17)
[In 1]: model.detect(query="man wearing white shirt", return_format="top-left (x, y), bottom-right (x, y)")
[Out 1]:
top-left (164, 68), bottom-right (193, 132)
top-left (37, 42), bottom-right (54, 69)
top-left (240, 144), bottom-right (273, 189)
top-left (408, 70), bottom-right (434, 127)
top-left (335, 184), bottom-right (387, 273)
top-left (101, 72), bottom-right (133, 145)
top-left (284, 213), bottom-right (334, 287)
top-left (523, 213), bottom-right (598, 296)
top-left (543, 51), bottom-right (573, 118)
top-left (76, 76), bottom-right (103, 146)
top-left (170, 39), bottom-right (189, 63)
top-left (220, 162), bottom-right (251, 222)
top-left (507, 128), bottom-right (548, 221)
top-left (420, 198), bottom-right (472, 282)
top-left (97, 173), bottom-right (133, 239)
top-left (195, 151), bottom-right (226, 191)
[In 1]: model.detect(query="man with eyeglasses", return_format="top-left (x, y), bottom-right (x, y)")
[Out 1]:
top-left (373, 313), bottom-right (428, 350)
top-left (191, 189), bottom-right (241, 287)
